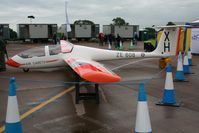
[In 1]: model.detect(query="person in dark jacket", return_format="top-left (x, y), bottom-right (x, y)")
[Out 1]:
top-left (116, 34), bottom-right (121, 48)
top-left (133, 32), bottom-right (138, 45)
top-left (53, 32), bottom-right (57, 44)
top-left (108, 34), bottom-right (113, 46)
top-left (0, 39), bottom-right (7, 71)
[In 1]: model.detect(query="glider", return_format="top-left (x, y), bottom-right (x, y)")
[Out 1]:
top-left (6, 26), bottom-right (183, 83)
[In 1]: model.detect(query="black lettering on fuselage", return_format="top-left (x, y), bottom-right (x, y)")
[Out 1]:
top-left (141, 53), bottom-right (145, 57)
top-left (116, 52), bottom-right (123, 58)
top-left (117, 52), bottom-right (136, 58)
top-left (164, 31), bottom-right (170, 52)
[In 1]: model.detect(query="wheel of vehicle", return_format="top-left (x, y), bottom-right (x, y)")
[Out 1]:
top-left (23, 68), bottom-right (29, 72)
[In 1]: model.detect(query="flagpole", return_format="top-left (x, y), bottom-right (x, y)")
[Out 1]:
top-left (65, 1), bottom-right (68, 41)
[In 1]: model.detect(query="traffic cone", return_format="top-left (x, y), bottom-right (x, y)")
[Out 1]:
top-left (183, 53), bottom-right (193, 74)
top-left (129, 40), bottom-right (134, 50)
top-left (134, 83), bottom-right (152, 133)
top-left (188, 48), bottom-right (193, 66)
top-left (118, 41), bottom-right (124, 50)
top-left (156, 64), bottom-right (180, 107)
top-left (5, 77), bottom-right (23, 133)
top-left (174, 52), bottom-right (188, 82)
top-left (108, 41), bottom-right (111, 50)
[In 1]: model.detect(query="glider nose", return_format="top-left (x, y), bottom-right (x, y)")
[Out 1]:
top-left (6, 59), bottom-right (21, 67)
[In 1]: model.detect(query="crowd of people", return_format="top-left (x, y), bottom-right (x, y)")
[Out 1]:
top-left (98, 33), bottom-right (124, 48)
top-left (98, 32), bottom-right (138, 48)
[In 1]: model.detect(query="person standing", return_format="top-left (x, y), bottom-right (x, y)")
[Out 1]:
top-left (0, 39), bottom-right (7, 71)
top-left (53, 32), bottom-right (57, 44)
top-left (116, 34), bottom-right (121, 48)
top-left (111, 33), bottom-right (116, 48)
top-left (98, 33), bottom-right (104, 46)
top-left (133, 32), bottom-right (138, 45)
top-left (108, 34), bottom-right (113, 46)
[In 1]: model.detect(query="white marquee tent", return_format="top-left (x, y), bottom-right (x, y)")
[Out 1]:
top-left (190, 20), bottom-right (199, 54)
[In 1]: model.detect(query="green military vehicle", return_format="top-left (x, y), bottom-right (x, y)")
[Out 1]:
top-left (143, 30), bottom-right (163, 52)
top-left (144, 39), bottom-right (157, 52)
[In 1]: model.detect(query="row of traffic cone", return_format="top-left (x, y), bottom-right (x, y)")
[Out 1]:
top-left (135, 53), bottom-right (195, 132)
top-left (158, 49), bottom-right (194, 107)
top-left (174, 49), bottom-right (194, 82)
top-left (157, 48), bottom-right (195, 106)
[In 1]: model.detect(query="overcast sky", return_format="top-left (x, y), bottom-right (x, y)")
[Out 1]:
top-left (0, 0), bottom-right (198, 31)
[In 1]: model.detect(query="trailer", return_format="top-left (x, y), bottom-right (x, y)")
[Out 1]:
top-left (57, 24), bottom-right (75, 39)
top-left (0, 24), bottom-right (10, 40)
top-left (58, 24), bottom-right (99, 41)
top-left (114, 25), bottom-right (133, 38)
top-left (103, 25), bottom-right (139, 39)
top-left (17, 24), bottom-right (57, 42)
top-left (92, 24), bottom-right (100, 39)
top-left (75, 24), bottom-right (91, 39)
top-left (103, 25), bottom-right (113, 35)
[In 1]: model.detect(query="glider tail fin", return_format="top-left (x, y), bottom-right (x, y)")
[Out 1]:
top-left (152, 26), bottom-right (186, 57)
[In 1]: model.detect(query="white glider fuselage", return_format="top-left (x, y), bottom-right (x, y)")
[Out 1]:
top-left (9, 44), bottom-right (168, 69)
top-left (72, 45), bottom-right (163, 61)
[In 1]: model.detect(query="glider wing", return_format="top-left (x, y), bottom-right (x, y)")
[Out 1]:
top-left (64, 58), bottom-right (121, 83)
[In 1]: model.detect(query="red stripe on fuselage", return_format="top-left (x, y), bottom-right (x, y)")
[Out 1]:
top-left (46, 59), bottom-right (58, 63)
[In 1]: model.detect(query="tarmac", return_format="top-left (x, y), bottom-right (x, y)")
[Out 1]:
top-left (0, 41), bottom-right (199, 133)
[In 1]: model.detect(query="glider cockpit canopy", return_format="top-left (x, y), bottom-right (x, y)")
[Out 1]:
top-left (18, 41), bottom-right (73, 59)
